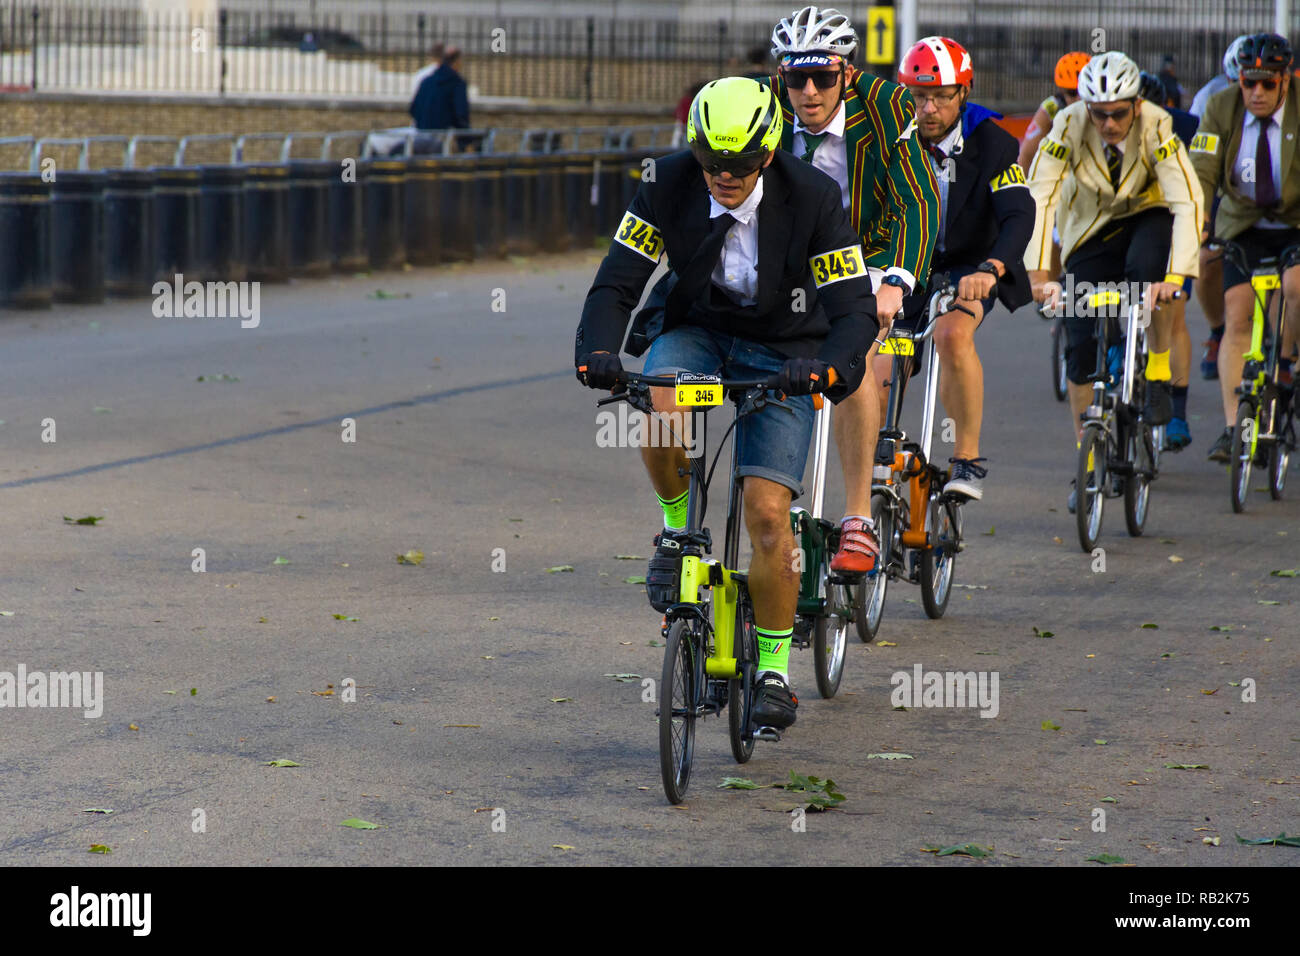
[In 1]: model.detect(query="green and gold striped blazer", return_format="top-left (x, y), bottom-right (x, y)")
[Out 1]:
top-left (771, 66), bottom-right (941, 286)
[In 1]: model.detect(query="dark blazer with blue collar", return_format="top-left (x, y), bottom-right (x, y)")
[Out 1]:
top-left (577, 149), bottom-right (877, 400)
top-left (931, 103), bottom-right (1035, 310)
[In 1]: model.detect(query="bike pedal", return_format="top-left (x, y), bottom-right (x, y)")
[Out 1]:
top-left (754, 726), bottom-right (782, 742)
top-left (827, 571), bottom-right (865, 586)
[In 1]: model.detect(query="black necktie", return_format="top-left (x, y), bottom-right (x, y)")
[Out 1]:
top-left (666, 212), bottom-right (737, 319)
top-left (1255, 117), bottom-right (1277, 208)
top-left (801, 132), bottom-right (828, 163)
top-left (1104, 144), bottom-right (1122, 189)
top-left (925, 140), bottom-right (947, 164)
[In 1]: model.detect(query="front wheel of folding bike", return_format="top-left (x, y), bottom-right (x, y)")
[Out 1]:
top-left (659, 619), bottom-right (699, 804)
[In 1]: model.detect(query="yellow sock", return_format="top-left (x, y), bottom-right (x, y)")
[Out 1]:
top-left (1146, 349), bottom-right (1171, 382)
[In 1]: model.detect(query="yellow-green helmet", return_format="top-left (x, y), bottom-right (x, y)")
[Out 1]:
top-left (687, 77), bottom-right (782, 173)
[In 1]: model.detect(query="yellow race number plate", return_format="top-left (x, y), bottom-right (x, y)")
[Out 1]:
top-left (879, 337), bottom-right (915, 356)
top-left (675, 372), bottom-right (722, 406)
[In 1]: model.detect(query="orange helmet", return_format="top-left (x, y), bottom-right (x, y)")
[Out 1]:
top-left (898, 36), bottom-right (973, 87)
top-left (1054, 52), bottom-right (1091, 91)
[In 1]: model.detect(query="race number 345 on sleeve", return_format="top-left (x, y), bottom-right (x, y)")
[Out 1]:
top-left (614, 212), bottom-right (664, 262)
top-left (809, 244), bottom-right (865, 287)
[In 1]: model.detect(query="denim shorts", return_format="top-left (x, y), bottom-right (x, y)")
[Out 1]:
top-left (643, 325), bottom-right (815, 498)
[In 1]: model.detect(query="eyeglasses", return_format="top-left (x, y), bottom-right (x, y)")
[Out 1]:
top-left (781, 68), bottom-right (842, 90)
top-left (911, 89), bottom-right (960, 107)
top-left (1087, 104), bottom-right (1133, 123)
top-left (1241, 76), bottom-right (1280, 91)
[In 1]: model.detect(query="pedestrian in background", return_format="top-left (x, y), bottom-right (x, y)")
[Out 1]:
top-left (411, 42), bottom-right (446, 96)
top-left (410, 46), bottom-right (468, 132)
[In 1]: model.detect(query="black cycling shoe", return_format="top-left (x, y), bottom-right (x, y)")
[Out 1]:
top-left (751, 673), bottom-right (798, 730)
top-left (646, 530), bottom-right (685, 612)
top-left (1144, 380), bottom-right (1173, 426)
top-left (1207, 428), bottom-right (1233, 464)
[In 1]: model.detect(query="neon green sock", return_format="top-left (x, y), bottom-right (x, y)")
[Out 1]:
top-left (756, 626), bottom-right (793, 680)
top-left (657, 490), bottom-right (688, 531)
top-left (1146, 349), bottom-right (1172, 382)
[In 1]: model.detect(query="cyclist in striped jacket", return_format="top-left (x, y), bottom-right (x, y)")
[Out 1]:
top-left (767, 5), bottom-right (940, 575)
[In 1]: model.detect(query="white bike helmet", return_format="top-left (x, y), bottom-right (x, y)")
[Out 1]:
top-left (771, 6), bottom-right (858, 61)
top-left (1223, 34), bottom-right (1249, 80)
top-left (1076, 51), bottom-right (1141, 103)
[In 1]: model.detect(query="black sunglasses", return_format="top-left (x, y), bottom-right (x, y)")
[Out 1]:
top-left (781, 68), bottom-right (843, 90)
top-left (1088, 104), bottom-right (1133, 123)
top-left (1241, 76), bottom-right (1280, 90)
top-left (691, 143), bottom-right (765, 178)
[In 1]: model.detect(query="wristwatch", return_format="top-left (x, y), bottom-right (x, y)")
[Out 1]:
top-left (976, 260), bottom-right (1000, 278)
top-left (881, 274), bottom-right (908, 290)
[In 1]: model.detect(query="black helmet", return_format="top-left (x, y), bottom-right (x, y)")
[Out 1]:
top-left (1235, 32), bottom-right (1293, 76)
top-left (1137, 70), bottom-right (1166, 103)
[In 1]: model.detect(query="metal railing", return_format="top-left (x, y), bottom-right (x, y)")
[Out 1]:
top-left (0, 124), bottom-right (680, 172)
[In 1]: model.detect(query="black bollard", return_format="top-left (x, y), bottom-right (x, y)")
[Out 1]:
top-left (562, 150), bottom-right (595, 252)
top-left (151, 165), bottom-right (200, 285)
top-left (534, 152), bottom-right (566, 253)
top-left (50, 170), bottom-right (107, 304)
top-left (0, 173), bottom-right (52, 309)
top-left (285, 160), bottom-right (332, 277)
top-left (438, 154), bottom-right (475, 263)
top-left (473, 153), bottom-right (506, 260)
top-left (404, 156), bottom-right (442, 267)
top-left (327, 158), bottom-right (366, 273)
top-left (242, 163), bottom-right (289, 283)
top-left (361, 158), bottom-right (406, 271)
top-left (502, 151), bottom-right (538, 256)
top-left (196, 164), bottom-right (246, 283)
top-left (103, 167), bottom-right (156, 296)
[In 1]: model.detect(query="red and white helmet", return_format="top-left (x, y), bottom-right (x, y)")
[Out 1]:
top-left (898, 36), bottom-right (973, 88)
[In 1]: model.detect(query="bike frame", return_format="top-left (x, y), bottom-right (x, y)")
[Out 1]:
top-left (604, 375), bottom-right (782, 683)
top-left (874, 286), bottom-right (952, 551)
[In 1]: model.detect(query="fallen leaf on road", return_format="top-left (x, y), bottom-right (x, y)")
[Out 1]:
top-left (549, 697), bottom-right (572, 703)
top-left (1168, 555), bottom-right (1184, 563)
top-left (128, 723), bottom-right (139, 731)
top-left (1033, 627), bottom-right (1055, 638)
top-left (63, 515), bottom-right (104, 526)
top-left (547, 566), bottom-right (575, 573)
top-left (88, 845), bottom-right (112, 854)
top-left (1164, 763), bottom-right (1209, 770)
top-left (867, 752), bottom-right (914, 760)
top-left (1141, 623), bottom-right (1158, 629)
top-left (552, 844), bottom-right (574, 851)
top-left (604, 673), bottom-right (641, 682)
top-left (1234, 832), bottom-right (1300, 847)
top-left (396, 550), bottom-right (425, 565)
top-left (876, 640), bottom-right (897, 647)
top-left (339, 818), bottom-right (382, 829)
top-left (1269, 568), bottom-right (1298, 577)
top-left (623, 576), bottom-right (647, 584)
top-left (1086, 853), bottom-right (1125, 864)
top-left (614, 554), bottom-right (645, 560)
top-left (266, 759), bottom-right (300, 767)
top-left (273, 556), bottom-right (290, 565)
top-left (331, 614), bottom-right (358, 622)
top-left (1203, 836), bottom-right (1221, 846)
top-left (81, 808), bottom-right (114, 814)
top-left (1041, 719), bottom-right (1061, 731)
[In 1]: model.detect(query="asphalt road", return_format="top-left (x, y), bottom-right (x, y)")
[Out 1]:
top-left (1, 252), bottom-right (1296, 867)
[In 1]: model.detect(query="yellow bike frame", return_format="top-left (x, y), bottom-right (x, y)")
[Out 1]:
top-left (678, 555), bottom-right (744, 679)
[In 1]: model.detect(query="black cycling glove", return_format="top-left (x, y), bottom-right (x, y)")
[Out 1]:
top-left (576, 351), bottom-right (623, 390)
top-left (775, 357), bottom-right (830, 396)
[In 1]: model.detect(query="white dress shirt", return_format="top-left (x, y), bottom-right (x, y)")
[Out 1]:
top-left (708, 176), bottom-right (764, 306)
top-left (1237, 102), bottom-right (1287, 228)
top-left (926, 121), bottom-right (963, 253)
top-left (793, 101), bottom-right (849, 210)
